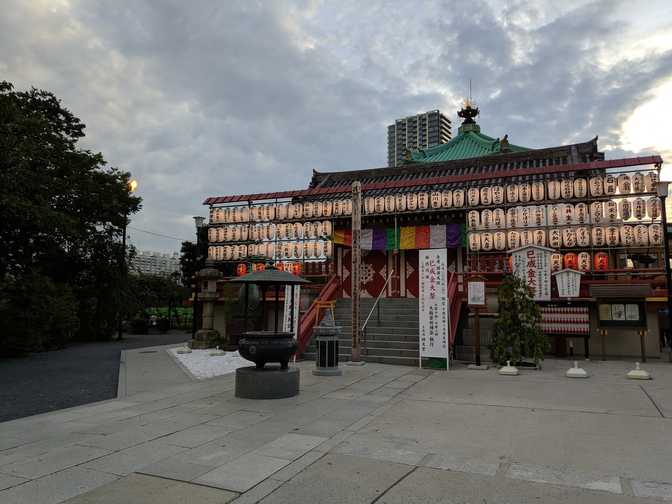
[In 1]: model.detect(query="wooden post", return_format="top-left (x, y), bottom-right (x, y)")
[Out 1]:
top-left (473, 307), bottom-right (481, 367)
top-left (351, 181), bottom-right (362, 362)
top-left (600, 328), bottom-right (607, 361)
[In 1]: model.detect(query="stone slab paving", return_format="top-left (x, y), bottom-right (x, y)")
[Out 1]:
top-left (2, 355), bottom-right (672, 503)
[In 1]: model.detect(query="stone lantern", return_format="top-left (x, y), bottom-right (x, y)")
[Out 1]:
top-left (191, 267), bottom-right (225, 349)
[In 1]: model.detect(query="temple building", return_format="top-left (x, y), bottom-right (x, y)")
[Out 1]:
top-left (203, 102), bottom-right (668, 364)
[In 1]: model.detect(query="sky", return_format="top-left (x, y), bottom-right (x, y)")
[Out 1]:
top-left (2, 0), bottom-right (672, 252)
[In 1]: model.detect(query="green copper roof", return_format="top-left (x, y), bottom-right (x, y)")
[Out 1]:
top-left (408, 122), bottom-right (529, 164)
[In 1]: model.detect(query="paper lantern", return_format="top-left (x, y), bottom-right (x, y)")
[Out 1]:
top-left (417, 192), bottom-right (429, 210)
top-left (562, 228), bottom-right (577, 247)
top-left (649, 224), bottom-right (663, 245)
top-left (468, 233), bottom-right (481, 251)
top-left (242, 206), bottom-right (252, 222)
top-left (395, 193), bottom-right (407, 212)
top-left (210, 208), bottom-right (219, 223)
top-left (293, 242), bottom-right (303, 259)
top-left (605, 201), bottom-right (618, 222)
top-left (494, 231), bottom-right (506, 250)
top-left (647, 197), bottom-right (660, 219)
top-left (453, 189), bottom-right (465, 207)
top-left (304, 241), bottom-right (315, 259)
top-left (343, 199), bottom-right (353, 216)
top-left (588, 177), bottom-right (603, 197)
top-left (293, 222), bottom-right (303, 239)
top-left (633, 198), bottom-right (646, 220)
top-left (506, 184), bottom-right (519, 203)
top-left (604, 175), bottom-right (617, 195)
top-left (634, 224), bottom-right (649, 246)
top-left (493, 208), bottom-right (505, 229)
top-left (562, 203), bottom-right (575, 225)
top-left (325, 241), bottom-right (333, 258)
top-left (573, 203), bottom-right (587, 224)
top-left (240, 225), bottom-right (249, 241)
top-left (315, 240), bottom-right (325, 258)
top-left (467, 187), bottom-right (480, 206)
top-left (547, 180), bottom-right (561, 200)
top-left (304, 221), bottom-right (314, 239)
top-left (551, 253), bottom-right (563, 272)
top-left (239, 244), bottom-right (248, 258)
top-left (374, 197), bottom-right (385, 213)
top-left (481, 232), bottom-right (493, 251)
top-left (619, 199), bottom-right (632, 220)
top-left (532, 181), bottom-right (545, 201)
top-left (314, 201), bottom-right (325, 218)
top-left (322, 221), bottom-right (333, 237)
top-left (606, 226), bottom-right (619, 246)
top-left (291, 262), bottom-right (302, 276)
top-left (576, 227), bottom-right (590, 247)
top-left (430, 191), bottom-right (442, 209)
top-left (292, 203), bottom-right (303, 219)
top-left (590, 201), bottom-right (604, 224)
top-left (250, 206), bottom-right (261, 222)
top-left (491, 186), bottom-right (504, 205)
top-left (533, 206), bottom-right (546, 227)
top-left (248, 244), bottom-right (257, 256)
top-left (548, 205), bottom-right (561, 226)
top-left (280, 243), bottom-right (290, 259)
top-left (208, 246), bottom-right (217, 260)
top-left (620, 225), bottom-right (634, 247)
top-left (266, 242), bottom-right (275, 259)
top-left (617, 174), bottom-right (632, 194)
top-left (632, 172), bottom-right (644, 192)
top-left (594, 252), bottom-right (608, 272)
top-left (549, 229), bottom-right (562, 248)
top-left (574, 178), bottom-right (588, 198)
top-left (519, 206), bottom-right (531, 227)
top-left (333, 200), bottom-right (342, 216)
top-left (231, 226), bottom-right (241, 242)
top-left (314, 221), bottom-right (324, 238)
top-left (250, 225), bottom-right (260, 241)
top-left (384, 195), bottom-right (396, 212)
top-left (468, 210), bottom-right (480, 229)
top-left (364, 197), bottom-right (375, 215)
top-left (266, 224), bottom-right (275, 241)
top-left (221, 245), bottom-right (231, 261)
top-left (231, 245), bottom-right (240, 261)
top-left (236, 263), bottom-right (247, 276)
top-left (208, 227), bottom-right (217, 243)
top-left (561, 179), bottom-right (574, 199)
top-left (407, 193), bottom-right (418, 211)
top-left (441, 190), bottom-right (453, 208)
top-left (231, 207), bottom-right (241, 223)
top-left (277, 203), bottom-right (289, 220)
top-left (480, 186), bottom-right (492, 206)
top-left (506, 207), bottom-right (518, 228)
top-left (533, 229), bottom-right (546, 246)
top-left (644, 171), bottom-right (658, 192)
top-left (519, 183), bottom-right (531, 203)
top-left (578, 252), bottom-right (591, 272)
top-left (507, 230), bottom-right (521, 249)
top-left (591, 227), bottom-right (605, 247)
top-left (564, 253), bottom-right (579, 270)
top-left (521, 230), bottom-right (534, 246)
top-left (481, 209), bottom-right (493, 229)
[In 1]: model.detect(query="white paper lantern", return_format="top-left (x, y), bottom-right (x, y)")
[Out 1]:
top-left (632, 172), bottom-right (645, 193)
top-left (277, 203), bottom-right (289, 220)
top-left (575, 203), bottom-right (588, 224)
top-left (315, 240), bottom-right (325, 258)
top-left (293, 202), bottom-right (303, 219)
top-left (480, 186), bottom-right (492, 206)
top-left (293, 222), bottom-right (303, 239)
top-left (208, 246), bottom-right (216, 260)
top-left (208, 227), bottom-right (217, 243)
top-left (481, 232), bottom-right (493, 251)
top-left (590, 201), bottom-right (604, 224)
top-left (304, 221), bottom-right (313, 239)
top-left (322, 221), bottom-right (332, 237)
top-left (395, 193), bottom-right (407, 212)
top-left (578, 252), bottom-right (591, 272)
top-left (551, 253), bottom-right (563, 272)
top-left (519, 206), bottom-right (531, 227)
top-left (384, 195), bottom-right (395, 213)
top-left (481, 209), bottom-right (493, 229)
top-left (506, 207), bottom-right (518, 228)
top-left (332, 200), bottom-right (342, 216)
top-left (506, 184), bottom-right (519, 203)
top-left (588, 177), bottom-right (603, 197)
top-left (467, 210), bottom-right (480, 229)
top-left (619, 199), bottom-right (632, 220)
top-left (606, 226), bottom-right (619, 246)
top-left (248, 244), bottom-right (257, 256)
top-left (604, 175), bottom-right (617, 195)
top-left (430, 191), bottom-right (442, 209)
top-left (533, 229), bottom-right (546, 246)
top-left (250, 225), bottom-right (260, 241)
top-left (634, 225), bottom-right (649, 246)
top-left (547, 180), bottom-right (561, 200)
top-left (468, 233), bottom-right (481, 251)
top-left (573, 178), bottom-right (587, 198)
top-left (467, 187), bottom-right (480, 206)
top-left (620, 225), bottom-right (634, 247)
top-left (548, 205), bottom-right (561, 226)
top-left (266, 224), bottom-right (276, 241)
top-left (576, 227), bottom-right (590, 247)
top-left (407, 193), bottom-right (418, 211)
top-left (232, 207), bottom-right (241, 223)
top-left (605, 201), bottom-right (618, 222)
top-left (649, 224), bottom-right (663, 245)
top-left (507, 230), bottom-right (521, 249)
top-left (521, 230), bottom-right (534, 246)
top-left (364, 197), bottom-right (375, 215)
top-left (250, 206), bottom-right (261, 222)
top-left (453, 189), bottom-right (465, 207)
top-left (322, 201), bottom-right (333, 217)
top-left (519, 183), bottom-right (531, 203)
top-left (343, 199), bottom-right (353, 216)
top-left (561, 179), bottom-right (574, 199)
top-left (441, 190), bottom-right (453, 208)
top-left (633, 198), bottom-right (646, 220)
top-left (266, 242), bottom-right (275, 259)
top-left (617, 174), bottom-right (632, 194)
top-left (315, 201), bottom-right (326, 218)
top-left (493, 208), bottom-right (505, 229)
top-left (494, 231), bottom-right (506, 250)
top-left (418, 192), bottom-right (429, 210)
top-left (531, 181), bottom-right (545, 201)
top-left (231, 226), bottom-right (241, 242)
top-left (647, 197), bottom-right (660, 220)
top-left (562, 228), bottom-right (577, 247)
top-left (293, 241), bottom-right (303, 259)
top-left (324, 241), bottom-right (333, 258)
top-left (644, 171), bottom-right (658, 192)
top-left (491, 186), bottom-right (504, 205)
top-left (281, 243), bottom-right (291, 259)
top-left (275, 223), bottom-right (285, 240)
top-left (374, 197), bottom-right (385, 213)
top-left (240, 225), bottom-right (249, 241)
top-left (591, 227), bottom-right (605, 247)
top-left (533, 206), bottom-right (546, 227)
top-left (314, 221), bottom-right (324, 238)
top-left (561, 203), bottom-right (574, 225)
top-left (549, 228), bottom-right (562, 248)
top-left (231, 245), bottom-right (240, 261)
top-left (223, 246), bottom-right (232, 260)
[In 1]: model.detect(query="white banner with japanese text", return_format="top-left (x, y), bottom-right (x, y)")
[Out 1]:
top-left (282, 285), bottom-right (301, 338)
top-left (419, 249), bottom-right (450, 361)
top-left (512, 245), bottom-right (552, 301)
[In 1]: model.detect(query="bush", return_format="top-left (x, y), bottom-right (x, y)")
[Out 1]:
top-left (157, 317), bottom-right (170, 333)
top-left (129, 317), bottom-right (149, 335)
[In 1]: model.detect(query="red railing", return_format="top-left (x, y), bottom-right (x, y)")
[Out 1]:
top-left (448, 272), bottom-right (463, 344)
top-left (297, 275), bottom-right (340, 354)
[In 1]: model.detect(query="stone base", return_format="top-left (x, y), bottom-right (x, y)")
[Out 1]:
top-left (235, 366), bottom-right (300, 399)
top-left (191, 329), bottom-right (226, 350)
top-left (345, 361), bottom-right (366, 366)
top-left (467, 364), bottom-right (490, 370)
top-left (313, 367), bottom-right (343, 376)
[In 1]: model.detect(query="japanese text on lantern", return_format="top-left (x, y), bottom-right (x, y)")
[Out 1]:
top-left (419, 249), bottom-right (450, 360)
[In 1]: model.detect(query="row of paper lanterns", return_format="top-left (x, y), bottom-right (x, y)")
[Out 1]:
top-left (208, 240), bottom-right (334, 261)
top-left (208, 221), bottom-right (333, 243)
top-left (210, 200), bottom-right (353, 224)
top-left (468, 223), bottom-right (664, 251)
top-left (508, 252), bottom-right (609, 273)
top-left (467, 198), bottom-right (661, 230)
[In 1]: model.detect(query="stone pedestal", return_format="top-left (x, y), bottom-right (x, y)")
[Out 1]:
top-left (235, 366), bottom-right (300, 399)
top-left (192, 268), bottom-right (228, 350)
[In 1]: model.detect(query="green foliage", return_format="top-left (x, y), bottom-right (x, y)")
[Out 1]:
top-left (490, 275), bottom-right (549, 366)
top-left (129, 317), bottom-right (149, 335)
top-left (0, 81), bottom-right (141, 353)
top-left (180, 236), bottom-right (207, 288)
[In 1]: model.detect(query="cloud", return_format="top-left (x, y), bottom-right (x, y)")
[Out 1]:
top-left (1, 0), bottom-right (671, 252)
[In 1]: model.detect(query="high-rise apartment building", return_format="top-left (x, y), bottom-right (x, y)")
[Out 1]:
top-left (387, 110), bottom-right (451, 167)
top-left (131, 250), bottom-right (181, 278)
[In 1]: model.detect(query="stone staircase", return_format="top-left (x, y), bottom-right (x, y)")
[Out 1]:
top-left (303, 297), bottom-right (424, 366)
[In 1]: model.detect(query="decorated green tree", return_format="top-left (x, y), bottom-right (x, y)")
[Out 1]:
top-left (491, 275), bottom-right (549, 365)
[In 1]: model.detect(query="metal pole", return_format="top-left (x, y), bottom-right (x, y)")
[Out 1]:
top-left (659, 193), bottom-right (672, 362)
top-left (274, 284), bottom-right (280, 333)
top-left (474, 308), bottom-right (481, 367)
top-left (117, 215), bottom-right (127, 341)
top-left (351, 181), bottom-right (362, 362)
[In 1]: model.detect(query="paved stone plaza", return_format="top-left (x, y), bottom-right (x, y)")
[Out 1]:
top-left (2, 345), bottom-right (672, 503)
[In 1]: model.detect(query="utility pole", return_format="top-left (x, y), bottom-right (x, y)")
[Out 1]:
top-left (351, 181), bottom-right (362, 362)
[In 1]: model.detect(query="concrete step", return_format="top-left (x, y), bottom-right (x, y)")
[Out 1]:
top-left (302, 352), bottom-right (424, 367)
top-left (337, 324), bottom-right (420, 333)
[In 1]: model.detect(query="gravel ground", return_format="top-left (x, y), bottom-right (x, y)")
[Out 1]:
top-left (0, 332), bottom-right (191, 423)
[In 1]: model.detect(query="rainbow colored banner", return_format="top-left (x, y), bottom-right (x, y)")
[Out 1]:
top-left (333, 224), bottom-right (464, 250)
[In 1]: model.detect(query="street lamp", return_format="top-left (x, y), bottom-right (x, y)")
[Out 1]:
top-left (656, 180), bottom-right (672, 360)
top-left (192, 215), bottom-right (206, 339)
top-left (118, 178), bottom-right (138, 341)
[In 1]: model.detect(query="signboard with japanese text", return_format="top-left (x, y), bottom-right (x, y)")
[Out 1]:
top-left (282, 285), bottom-right (301, 338)
top-left (419, 249), bottom-right (450, 362)
top-left (467, 281), bottom-right (486, 307)
top-left (553, 269), bottom-right (583, 298)
top-left (511, 245), bottom-right (553, 301)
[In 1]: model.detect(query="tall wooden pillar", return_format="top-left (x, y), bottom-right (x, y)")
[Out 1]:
top-left (351, 181), bottom-right (362, 362)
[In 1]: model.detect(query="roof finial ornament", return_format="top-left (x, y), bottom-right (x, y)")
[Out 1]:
top-left (458, 79), bottom-right (479, 125)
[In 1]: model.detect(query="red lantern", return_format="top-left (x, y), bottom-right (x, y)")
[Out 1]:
top-left (593, 252), bottom-right (609, 272)
top-left (563, 253), bottom-right (578, 270)
top-left (291, 262), bottom-right (302, 276)
top-left (236, 263), bottom-right (248, 276)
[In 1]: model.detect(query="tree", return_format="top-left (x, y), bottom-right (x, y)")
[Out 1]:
top-left (490, 275), bottom-right (549, 365)
top-left (0, 81), bottom-right (141, 353)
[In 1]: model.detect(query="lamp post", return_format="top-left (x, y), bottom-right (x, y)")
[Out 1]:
top-left (192, 216), bottom-right (206, 339)
top-left (656, 181), bottom-right (672, 360)
top-left (118, 178), bottom-right (138, 341)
